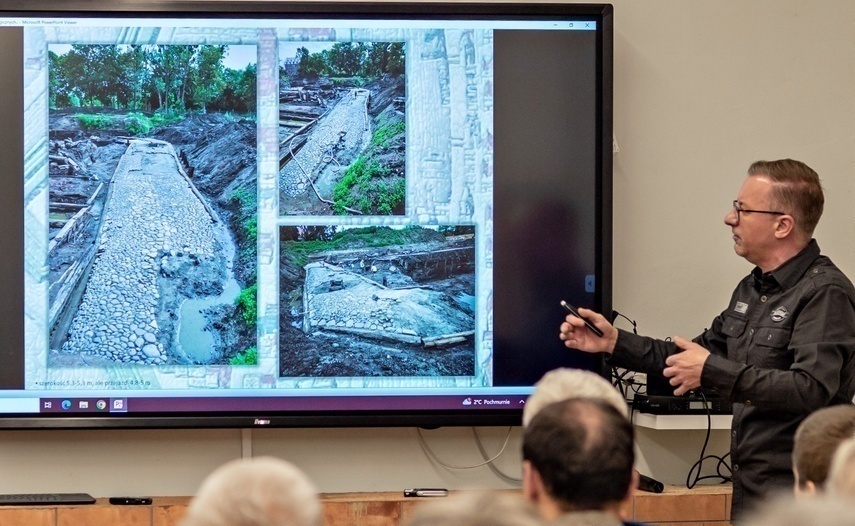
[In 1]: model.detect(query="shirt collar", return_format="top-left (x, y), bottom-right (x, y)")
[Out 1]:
top-left (751, 239), bottom-right (821, 292)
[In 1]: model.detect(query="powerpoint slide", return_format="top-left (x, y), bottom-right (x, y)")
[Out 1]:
top-left (278, 41), bottom-right (406, 216)
top-left (46, 44), bottom-right (258, 368)
top-left (279, 225), bottom-right (475, 377)
top-left (23, 24), bottom-right (493, 391)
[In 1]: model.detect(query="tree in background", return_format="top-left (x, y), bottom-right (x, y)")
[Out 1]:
top-left (292, 42), bottom-right (405, 81)
top-left (211, 63), bottom-right (256, 113)
top-left (190, 45), bottom-right (226, 113)
top-left (326, 42), bottom-right (364, 76)
top-left (365, 42), bottom-right (404, 77)
top-left (49, 44), bottom-right (253, 115)
top-left (296, 46), bottom-right (328, 79)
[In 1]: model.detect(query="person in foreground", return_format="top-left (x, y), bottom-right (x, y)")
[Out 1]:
top-left (523, 398), bottom-right (642, 526)
top-left (406, 490), bottom-right (545, 526)
top-left (791, 404), bottom-right (855, 496)
top-left (827, 436), bottom-right (855, 499)
top-left (559, 159), bottom-right (855, 521)
top-left (522, 367), bottom-right (629, 426)
top-left (742, 495), bottom-right (855, 526)
top-left (182, 456), bottom-right (321, 526)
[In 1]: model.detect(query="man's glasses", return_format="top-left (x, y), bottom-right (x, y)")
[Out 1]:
top-left (732, 200), bottom-right (785, 222)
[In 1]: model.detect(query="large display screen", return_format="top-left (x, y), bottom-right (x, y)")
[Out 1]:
top-left (0, 2), bottom-right (612, 428)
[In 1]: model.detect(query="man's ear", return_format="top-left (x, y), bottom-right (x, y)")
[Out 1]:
top-left (522, 461), bottom-right (541, 504)
top-left (793, 469), bottom-right (818, 499)
top-left (801, 479), bottom-right (818, 498)
top-left (774, 215), bottom-right (796, 239)
top-left (620, 469), bottom-right (639, 519)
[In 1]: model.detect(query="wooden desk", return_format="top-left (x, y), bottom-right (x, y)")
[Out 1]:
top-left (0, 485), bottom-right (733, 526)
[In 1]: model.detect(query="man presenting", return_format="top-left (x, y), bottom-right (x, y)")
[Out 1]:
top-left (559, 159), bottom-right (855, 520)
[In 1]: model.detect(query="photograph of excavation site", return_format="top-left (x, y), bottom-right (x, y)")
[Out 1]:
top-left (279, 225), bottom-right (475, 377)
top-left (279, 42), bottom-right (406, 216)
top-left (47, 44), bottom-right (259, 368)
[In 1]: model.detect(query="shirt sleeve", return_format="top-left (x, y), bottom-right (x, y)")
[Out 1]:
top-left (608, 329), bottom-right (679, 379)
top-left (701, 284), bottom-right (855, 413)
top-left (608, 311), bottom-right (731, 379)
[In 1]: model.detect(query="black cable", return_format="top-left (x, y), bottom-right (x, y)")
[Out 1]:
top-left (610, 309), bottom-right (639, 403)
top-left (612, 310), bottom-right (638, 335)
top-left (610, 310), bottom-right (732, 486)
top-left (685, 390), bottom-right (732, 488)
top-left (612, 367), bottom-right (630, 400)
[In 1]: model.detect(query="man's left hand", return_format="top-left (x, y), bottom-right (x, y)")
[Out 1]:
top-left (663, 337), bottom-right (711, 396)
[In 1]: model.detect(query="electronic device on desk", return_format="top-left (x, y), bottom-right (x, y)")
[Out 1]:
top-left (0, 493), bottom-right (95, 506)
top-left (632, 393), bottom-right (733, 415)
top-left (633, 376), bottom-right (733, 415)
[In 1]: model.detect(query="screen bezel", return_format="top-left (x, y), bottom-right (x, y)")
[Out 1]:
top-left (0, 1), bottom-right (613, 429)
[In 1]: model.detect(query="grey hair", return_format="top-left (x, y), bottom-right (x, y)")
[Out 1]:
top-left (523, 368), bottom-right (628, 426)
top-left (182, 456), bottom-right (321, 526)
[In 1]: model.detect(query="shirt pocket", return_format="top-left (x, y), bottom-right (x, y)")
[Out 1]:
top-left (750, 326), bottom-right (793, 369)
top-left (721, 316), bottom-right (747, 338)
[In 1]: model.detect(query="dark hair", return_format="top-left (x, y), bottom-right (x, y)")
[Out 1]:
top-left (522, 398), bottom-right (634, 511)
top-left (747, 159), bottom-right (824, 236)
top-left (792, 405), bottom-right (855, 489)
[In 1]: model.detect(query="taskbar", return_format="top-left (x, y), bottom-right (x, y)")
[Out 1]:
top-left (35, 394), bottom-right (527, 414)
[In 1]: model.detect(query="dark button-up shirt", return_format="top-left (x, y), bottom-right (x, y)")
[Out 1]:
top-left (610, 240), bottom-right (855, 521)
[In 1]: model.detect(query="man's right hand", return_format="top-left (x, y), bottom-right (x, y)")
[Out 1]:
top-left (559, 308), bottom-right (618, 355)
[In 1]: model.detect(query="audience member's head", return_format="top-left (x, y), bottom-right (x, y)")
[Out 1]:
top-left (405, 491), bottom-right (544, 526)
top-left (791, 404), bottom-right (855, 496)
top-left (522, 368), bottom-right (628, 426)
top-left (743, 495), bottom-right (855, 526)
top-left (828, 436), bottom-right (855, 499)
top-left (182, 456), bottom-right (320, 526)
top-left (522, 398), bottom-right (635, 521)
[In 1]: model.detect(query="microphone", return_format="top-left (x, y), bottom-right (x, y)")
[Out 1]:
top-left (637, 473), bottom-right (664, 493)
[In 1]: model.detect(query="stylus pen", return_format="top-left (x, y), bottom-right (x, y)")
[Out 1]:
top-left (560, 301), bottom-right (604, 337)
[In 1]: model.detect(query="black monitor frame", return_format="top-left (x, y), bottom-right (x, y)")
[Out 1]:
top-left (0, 1), bottom-right (612, 429)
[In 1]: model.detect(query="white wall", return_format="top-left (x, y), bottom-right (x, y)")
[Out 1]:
top-left (2, 0), bottom-right (854, 495)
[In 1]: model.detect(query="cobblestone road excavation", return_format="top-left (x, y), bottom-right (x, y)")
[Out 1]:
top-left (280, 88), bottom-right (370, 200)
top-left (61, 139), bottom-right (218, 364)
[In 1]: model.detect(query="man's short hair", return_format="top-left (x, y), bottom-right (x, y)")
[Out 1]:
top-left (828, 436), bottom-right (855, 498)
top-left (747, 159), bottom-right (824, 236)
top-left (182, 456), bottom-right (321, 526)
top-left (743, 495), bottom-right (855, 526)
top-left (406, 491), bottom-right (544, 526)
top-left (523, 398), bottom-right (634, 511)
top-left (792, 405), bottom-right (855, 490)
top-left (522, 368), bottom-right (628, 426)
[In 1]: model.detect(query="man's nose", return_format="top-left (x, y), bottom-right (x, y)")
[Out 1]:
top-left (724, 208), bottom-right (738, 226)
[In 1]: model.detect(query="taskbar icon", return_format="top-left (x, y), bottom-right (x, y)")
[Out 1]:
top-left (40, 398), bottom-right (128, 413)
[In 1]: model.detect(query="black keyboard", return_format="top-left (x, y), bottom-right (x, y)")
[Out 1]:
top-left (0, 493), bottom-right (96, 505)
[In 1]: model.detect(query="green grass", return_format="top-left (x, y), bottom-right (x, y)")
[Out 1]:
top-left (332, 114), bottom-right (405, 215)
top-left (125, 112), bottom-right (152, 135)
top-left (75, 114), bottom-right (115, 130)
top-left (282, 226), bottom-right (437, 262)
top-left (229, 346), bottom-right (258, 366)
top-left (76, 111), bottom-right (185, 135)
top-left (371, 119), bottom-right (406, 149)
top-left (235, 283), bottom-right (258, 329)
top-left (330, 77), bottom-right (367, 87)
top-left (150, 110), bottom-right (185, 128)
